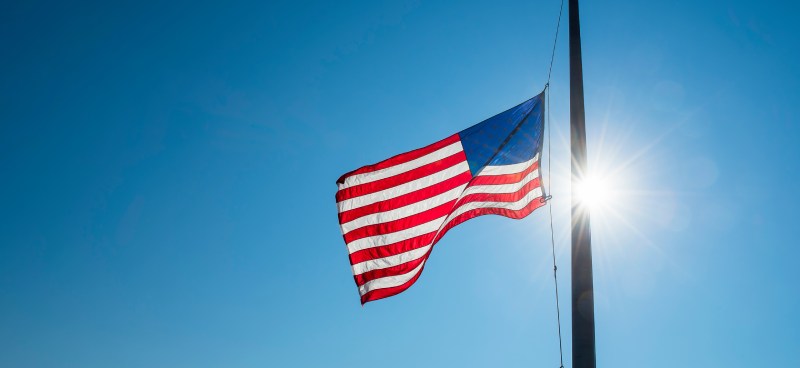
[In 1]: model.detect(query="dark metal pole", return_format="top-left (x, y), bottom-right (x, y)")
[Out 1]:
top-left (569, 0), bottom-right (596, 368)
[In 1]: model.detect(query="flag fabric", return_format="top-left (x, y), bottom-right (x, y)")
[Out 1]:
top-left (336, 91), bottom-right (547, 304)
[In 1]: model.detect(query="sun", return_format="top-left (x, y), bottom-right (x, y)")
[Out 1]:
top-left (573, 173), bottom-right (616, 213)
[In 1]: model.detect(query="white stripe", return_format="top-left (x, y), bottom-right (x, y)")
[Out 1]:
top-left (447, 187), bottom-right (544, 222)
top-left (340, 183), bottom-right (468, 235)
top-left (358, 258), bottom-right (426, 296)
top-left (477, 153), bottom-right (539, 176)
top-left (351, 244), bottom-right (431, 275)
top-left (337, 161), bottom-right (471, 212)
top-left (338, 141), bottom-right (464, 190)
top-left (345, 216), bottom-right (447, 254)
top-left (460, 169), bottom-right (539, 197)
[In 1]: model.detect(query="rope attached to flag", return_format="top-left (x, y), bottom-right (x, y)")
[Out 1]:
top-left (545, 85), bottom-right (565, 368)
top-left (544, 0), bottom-right (565, 366)
top-left (546, 0), bottom-right (565, 88)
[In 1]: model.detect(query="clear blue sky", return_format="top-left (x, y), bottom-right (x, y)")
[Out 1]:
top-left (2, 1), bottom-right (799, 367)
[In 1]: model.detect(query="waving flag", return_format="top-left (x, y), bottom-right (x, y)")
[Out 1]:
top-left (336, 92), bottom-right (547, 304)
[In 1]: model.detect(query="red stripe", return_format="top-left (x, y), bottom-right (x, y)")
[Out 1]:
top-left (434, 198), bottom-right (546, 245)
top-left (338, 171), bottom-right (472, 224)
top-left (336, 151), bottom-right (467, 202)
top-left (354, 192), bottom-right (547, 304)
top-left (353, 254), bottom-right (428, 286)
top-left (455, 178), bottom-right (541, 208)
top-left (349, 232), bottom-right (435, 265)
top-left (343, 199), bottom-right (456, 243)
top-left (470, 160), bottom-right (540, 186)
top-left (360, 261), bottom-right (428, 304)
top-left (336, 134), bottom-right (460, 184)
top-left (356, 196), bottom-right (546, 303)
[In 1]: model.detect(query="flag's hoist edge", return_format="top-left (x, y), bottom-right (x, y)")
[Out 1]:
top-left (336, 92), bottom-right (546, 304)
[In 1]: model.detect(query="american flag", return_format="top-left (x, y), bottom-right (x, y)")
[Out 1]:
top-left (336, 92), bottom-right (547, 304)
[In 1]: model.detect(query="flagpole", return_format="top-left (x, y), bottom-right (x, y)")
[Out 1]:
top-left (568, 0), bottom-right (597, 367)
